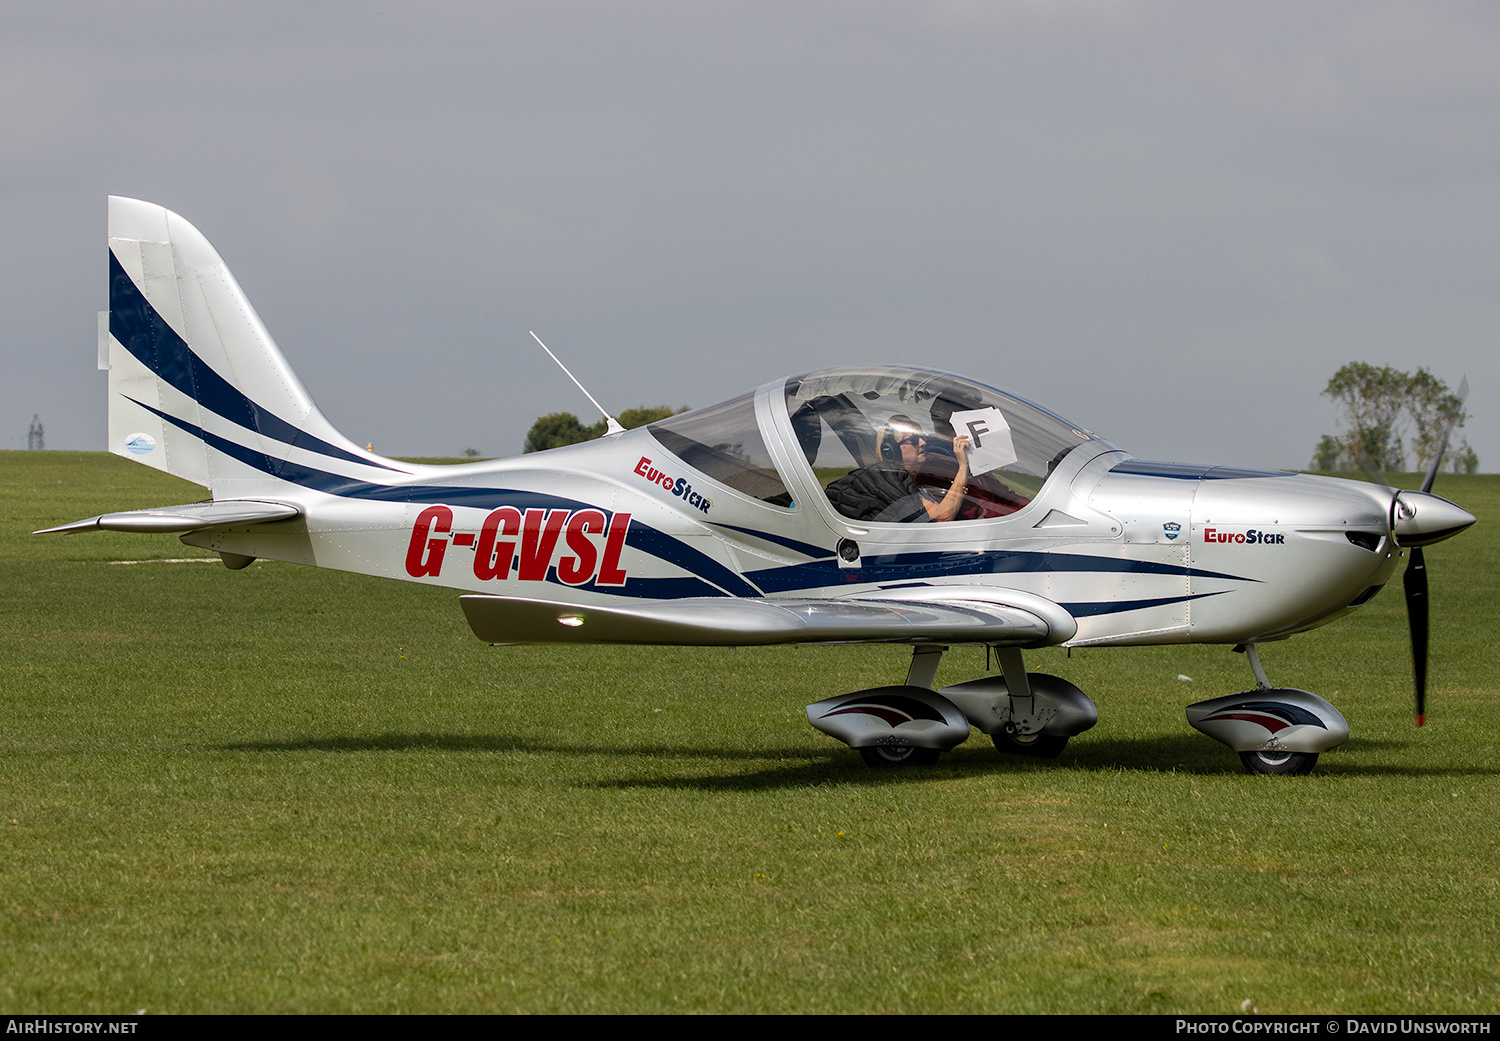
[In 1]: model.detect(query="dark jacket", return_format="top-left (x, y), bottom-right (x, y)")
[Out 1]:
top-left (823, 464), bottom-right (929, 523)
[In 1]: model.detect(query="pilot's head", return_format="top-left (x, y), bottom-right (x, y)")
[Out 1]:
top-left (879, 414), bottom-right (930, 470)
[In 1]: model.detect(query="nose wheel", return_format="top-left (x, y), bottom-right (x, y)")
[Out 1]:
top-left (1186, 647), bottom-right (1347, 776)
top-left (1239, 749), bottom-right (1317, 776)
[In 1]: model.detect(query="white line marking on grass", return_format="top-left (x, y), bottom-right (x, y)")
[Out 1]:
top-left (108, 558), bottom-right (220, 565)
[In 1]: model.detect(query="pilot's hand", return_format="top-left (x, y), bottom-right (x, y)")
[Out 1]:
top-left (951, 433), bottom-right (972, 481)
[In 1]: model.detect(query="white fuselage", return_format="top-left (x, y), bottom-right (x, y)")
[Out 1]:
top-left (182, 405), bottom-right (1403, 649)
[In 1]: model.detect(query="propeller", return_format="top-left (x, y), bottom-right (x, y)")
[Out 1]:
top-left (1404, 537), bottom-right (1429, 726)
top-left (1361, 377), bottom-right (1471, 727)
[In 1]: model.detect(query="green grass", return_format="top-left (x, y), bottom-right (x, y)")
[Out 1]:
top-left (2, 451), bottom-right (1497, 1013)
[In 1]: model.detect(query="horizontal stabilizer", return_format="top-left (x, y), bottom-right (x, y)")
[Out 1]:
top-left (459, 593), bottom-right (1062, 647)
top-left (35, 499), bottom-right (300, 535)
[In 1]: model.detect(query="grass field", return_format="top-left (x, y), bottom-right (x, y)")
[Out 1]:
top-left (2, 451), bottom-right (1497, 1014)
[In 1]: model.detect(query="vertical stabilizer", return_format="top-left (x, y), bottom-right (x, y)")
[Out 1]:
top-left (104, 197), bottom-right (404, 498)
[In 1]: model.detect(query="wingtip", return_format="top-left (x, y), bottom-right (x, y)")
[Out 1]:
top-left (33, 517), bottom-right (102, 535)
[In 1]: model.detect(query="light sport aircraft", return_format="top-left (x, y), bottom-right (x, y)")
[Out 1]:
top-left (42, 197), bottom-right (1477, 775)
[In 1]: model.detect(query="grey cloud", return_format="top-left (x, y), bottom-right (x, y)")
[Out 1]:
top-left (1, 1), bottom-right (1496, 474)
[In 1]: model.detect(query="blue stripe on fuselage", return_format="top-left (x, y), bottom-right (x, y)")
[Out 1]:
top-left (130, 398), bottom-right (756, 599)
top-left (746, 549), bottom-right (1252, 593)
top-left (1060, 592), bottom-right (1225, 617)
top-left (711, 523), bottom-right (831, 560)
top-left (1109, 460), bottom-right (1293, 480)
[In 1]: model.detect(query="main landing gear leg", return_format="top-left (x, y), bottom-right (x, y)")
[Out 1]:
top-left (905, 646), bottom-right (945, 689)
top-left (990, 647), bottom-right (1069, 758)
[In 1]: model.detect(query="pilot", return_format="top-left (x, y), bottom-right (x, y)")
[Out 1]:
top-left (824, 415), bottom-right (973, 522)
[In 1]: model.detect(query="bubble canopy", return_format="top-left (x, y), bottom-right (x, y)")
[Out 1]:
top-left (784, 367), bottom-right (1100, 521)
top-left (649, 366), bottom-right (1102, 523)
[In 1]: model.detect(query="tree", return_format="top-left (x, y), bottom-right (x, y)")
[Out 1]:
top-left (523, 405), bottom-right (687, 453)
top-left (1406, 371), bottom-right (1470, 473)
top-left (1310, 434), bottom-right (1346, 472)
top-left (1449, 443), bottom-right (1480, 475)
top-left (616, 405), bottom-right (685, 429)
top-left (523, 412), bottom-right (604, 453)
top-left (1314, 362), bottom-right (1475, 473)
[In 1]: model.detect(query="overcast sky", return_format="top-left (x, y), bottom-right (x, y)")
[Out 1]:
top-left (4, 1), bottom-right (1498, 472)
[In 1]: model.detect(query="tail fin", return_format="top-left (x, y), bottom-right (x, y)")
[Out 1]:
top-left (104, 197), bottom-right (403, 498)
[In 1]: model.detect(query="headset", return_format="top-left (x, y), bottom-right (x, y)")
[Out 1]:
top-left (879, 414), bottom-right (923, 463)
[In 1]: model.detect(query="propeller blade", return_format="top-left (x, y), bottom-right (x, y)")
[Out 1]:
top-left (1354, 447), bottom-right (1406, 538)
top-left (1420, 374), bottom-right (1468, 495)
top-left (1404, 545), bottom-right (1428, 726)
top-left (1357, 446), bottom-right (1392, 492)
top-left (1407, 375), bottom-right (1465, 727)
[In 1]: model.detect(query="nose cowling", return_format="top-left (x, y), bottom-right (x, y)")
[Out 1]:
top-left (1392, 491), bottom-right (1476, 548)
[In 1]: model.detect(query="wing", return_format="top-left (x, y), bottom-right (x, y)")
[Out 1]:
top-left (35, 499), bottom-right (300, 534)
top-left (459, 588), bottom-right (1076, 647)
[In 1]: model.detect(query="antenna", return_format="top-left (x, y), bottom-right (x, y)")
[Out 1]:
top-left (529, 331), bottom-right (625, 435)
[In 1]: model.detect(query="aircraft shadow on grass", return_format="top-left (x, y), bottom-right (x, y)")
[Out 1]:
top-left (207, 731), bottom-right (1492, 790)
top-left (212, 733), bottom-right (813, 759)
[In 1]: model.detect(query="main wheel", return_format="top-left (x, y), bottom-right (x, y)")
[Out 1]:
top-left (1239, 749), bottom-right (1318, 775)
top-left (992, 730), bottom-right (1069, 758)
top-left (858, 744), bottom-right (940, 768)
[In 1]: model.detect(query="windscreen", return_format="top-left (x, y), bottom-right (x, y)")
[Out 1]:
top-left (648, 390), bottom-right (794, 507)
